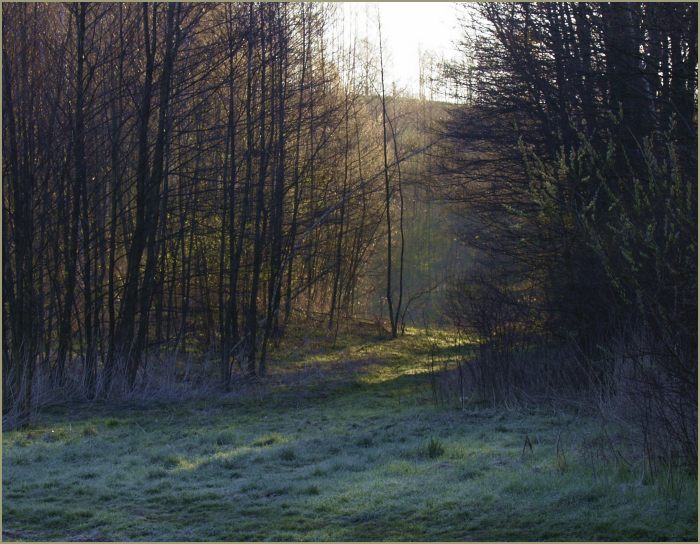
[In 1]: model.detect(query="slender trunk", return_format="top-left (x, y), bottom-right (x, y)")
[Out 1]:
top-left (329, 88), bottom-right (350, 331)
top-left (246, 4), bottom-right (270, 377)
top-left (283, 4), bottom-right (308, 329)
top-left (261, 5), bottom-right (289, 375)
top-left (387, 107), bottom-right (405, 336)
top-left (115, 3), bottom-right (157, 387)
top-left (378, 17), bottom-right (395, 337)
top-left (73, 5), bottom-right (97, 397)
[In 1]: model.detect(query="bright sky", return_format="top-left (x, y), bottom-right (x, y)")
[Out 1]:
top-left (341, 2), bottom-right (463, 96)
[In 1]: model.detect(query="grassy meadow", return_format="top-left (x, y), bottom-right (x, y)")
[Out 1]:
top-left (3, 329), bottom-right (697, 541)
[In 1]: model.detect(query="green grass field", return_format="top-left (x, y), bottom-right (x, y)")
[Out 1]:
top-left (3, 329), bottom-right (697, 541)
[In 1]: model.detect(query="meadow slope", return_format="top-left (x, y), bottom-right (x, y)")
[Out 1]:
top-left (3, 330), bottom-right (697, 541)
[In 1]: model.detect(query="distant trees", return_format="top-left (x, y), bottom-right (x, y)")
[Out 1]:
top-left (439, 2), bottom-right (697, 464)
top-left (2, 2), bottom-right (417, 421)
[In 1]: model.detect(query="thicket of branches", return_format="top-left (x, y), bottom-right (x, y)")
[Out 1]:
top-left (3, 2), bottom-right (431, 421)
top-left (438, 3), bottom-right (697, 466)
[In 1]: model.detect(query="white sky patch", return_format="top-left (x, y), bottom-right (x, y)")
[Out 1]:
top-left (339, 2), bottom-right (462, 96)
top-left (377, 2), bottom-right (461, 91)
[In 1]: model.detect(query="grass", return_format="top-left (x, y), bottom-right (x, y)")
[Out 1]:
top-left (426, 437), bottom-right (445, 459)
top-left (3, 327), bottom-right (697, 541)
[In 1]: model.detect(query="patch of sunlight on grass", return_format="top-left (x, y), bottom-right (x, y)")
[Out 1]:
top-left (384, 460), bottom-right (420, 476)
top-left (172, 457), bottom-right (198, 471)
top-left (251, 432), bottom-right (287, 447)
top-left (207, 446), bottom-right (254, 463)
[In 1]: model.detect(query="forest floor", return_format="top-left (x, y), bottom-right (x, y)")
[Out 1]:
top-left (3, 327), bottom-right (697, 541)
